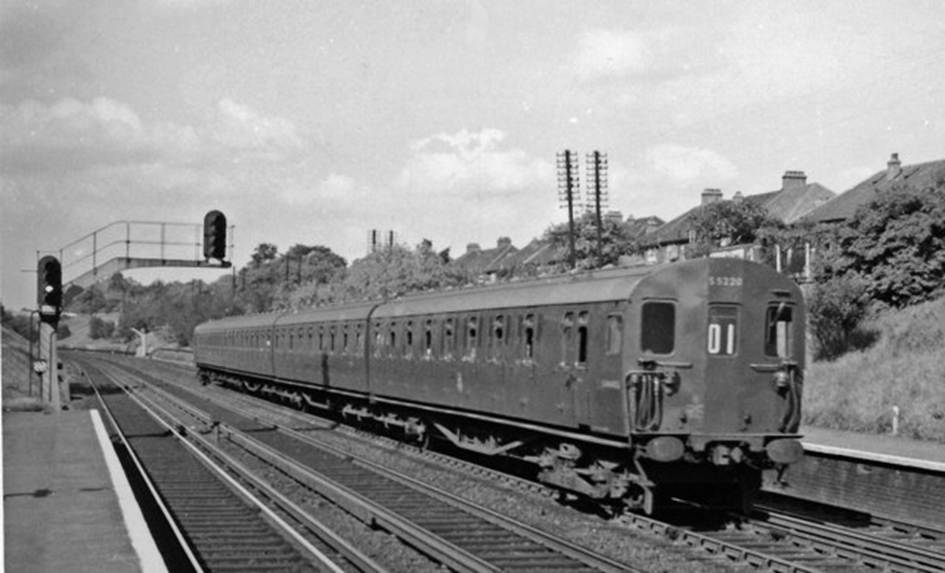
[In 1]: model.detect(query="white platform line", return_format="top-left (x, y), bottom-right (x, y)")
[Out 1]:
top-left (90, 409), bottom-right (169, 573)
top-left (804, 442), bottom-right (945, 473)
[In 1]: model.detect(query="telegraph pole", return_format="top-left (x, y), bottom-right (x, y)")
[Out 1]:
top-left (556, 150), bottom-right (580, 270)
top-left (586, 151), bottom-right (609, 263)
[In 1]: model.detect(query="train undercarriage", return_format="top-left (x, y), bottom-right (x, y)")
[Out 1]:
top-left (201, 367), bottom-right (767, 515)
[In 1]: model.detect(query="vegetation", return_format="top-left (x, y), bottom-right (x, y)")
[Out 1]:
top-left (804, 295), bottom-right (945, 441)
top-left (686, 199), bottom-right (783, 258)
top-left (543, 211), bottom-right (640, 268)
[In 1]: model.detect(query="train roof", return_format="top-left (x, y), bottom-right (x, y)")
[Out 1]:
top-left (195, 258), bottom-right (797, 332)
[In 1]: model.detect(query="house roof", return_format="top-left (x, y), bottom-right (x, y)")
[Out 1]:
top-left (764, 182), bottom-right (835, 223)
top-left (642, 175), bottom-right (835, 247)
top-left (451, 239), bottom-right (518, 275)
top-left (804, 155), bottom-right (945, 224)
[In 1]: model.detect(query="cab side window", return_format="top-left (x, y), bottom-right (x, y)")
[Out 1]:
top-left (765, 303), bottom-right (794, 358)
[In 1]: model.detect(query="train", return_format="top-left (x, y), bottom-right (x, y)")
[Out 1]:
top-left (193, 257), bottom-right (805, 513)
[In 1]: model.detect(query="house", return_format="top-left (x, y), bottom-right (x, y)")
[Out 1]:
top-left (450, 237), bottom-right (518, 281)
top-left (804, 153), bottom-right (945, 224)
top-left (640, 170), bottom-right (834, 264)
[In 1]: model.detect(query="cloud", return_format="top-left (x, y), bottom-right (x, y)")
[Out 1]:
top-left (645, 143), bottom-right (738, 184)
top-left (573, 29), bottom-right (650, 81)
top-left (397, 128), bottom-right (551, 195)
top-left (0, 96), bottom-right (307, 174)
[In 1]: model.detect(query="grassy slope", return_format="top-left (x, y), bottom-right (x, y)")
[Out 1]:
top-left (804, 295), bottom-right (945, 442)
top-left (2, 325), bottom-right (43, 410)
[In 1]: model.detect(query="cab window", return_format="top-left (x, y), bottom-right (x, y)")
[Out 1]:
top-left (641, 301), bottom-right (675, 355)
top-left (765, 303), bottom-right (794, 358)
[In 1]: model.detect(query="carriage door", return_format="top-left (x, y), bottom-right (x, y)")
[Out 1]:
top-left (589, 307), bottom-right (628, 434)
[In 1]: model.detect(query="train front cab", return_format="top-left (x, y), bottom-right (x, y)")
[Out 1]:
top-left (625, 258), bottom-right (805, 507)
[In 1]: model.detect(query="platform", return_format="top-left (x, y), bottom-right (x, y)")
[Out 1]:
top-left (801, 425), bottom-right (945, 471)
top-left (3, 409), bottom-right (166, 572)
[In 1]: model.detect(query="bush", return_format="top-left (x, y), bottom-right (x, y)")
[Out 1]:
top-left (808, 274), bottom-right (874, 360)
top-left (89, 315), bottom-right (115, 339)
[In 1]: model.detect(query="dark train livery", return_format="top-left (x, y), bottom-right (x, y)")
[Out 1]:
top-left (194, 257), bottom-right (804, 512)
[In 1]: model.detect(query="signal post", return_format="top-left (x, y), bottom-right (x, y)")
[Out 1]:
top-left (37, 255), bottom-right (63, 412)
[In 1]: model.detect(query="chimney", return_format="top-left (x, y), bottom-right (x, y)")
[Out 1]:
top-left (604, 210), bottom-right (624, 224)
top-left (781, 170), bottom-right (807, 190)
top-left (496, 237), bottom-right (512, 249)
top-left (701, 188), bottom-right (723, 205)
top-left (466, 242), bottom-right (481, 254)
top-left (887, 152), bottom-right (902, 180)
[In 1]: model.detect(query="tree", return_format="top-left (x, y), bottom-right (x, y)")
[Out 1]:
top-left (543, 211), bottom-right (639, 269)
top-left (250, 243), bottom-right (279, 267)
top-left (686, 200), bottom-right (783, 257)
top-left (831, 185), bottom-right (945, 308)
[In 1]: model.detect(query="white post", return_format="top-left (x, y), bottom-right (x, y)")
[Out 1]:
top-left (131, 328), bottom-right (148, 357)
top-left (891, 405), bottom-right (900, 436)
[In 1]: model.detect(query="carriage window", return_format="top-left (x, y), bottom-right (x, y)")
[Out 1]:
top-left (329, 327), bottom-right (336, 353)
top-left (707, 306), bottom-right (738, 356)
top-left (342, 326), bottom-right (349, 354)
top-left (561, 313), bottom-right (574, 363)
top-left (405, 321), bottom-right (414, 358)
top-left (356, 324), bottom-right (364, 353)
top-left (465, 316), bottom-right (478, 360)
top-left (606, 315), bottom-right (623, 355)
top-left (443, 318), bottom-right (455, 359)
top-left (492, 315), bottom-right (505, 359)
top-left (641, 302), bottom-right (675, 355)
top-left (318, 328), bottom-right (325, 351)
top-left (577, 312), bottom-right (589, 365)
top-left (389, 322), bottom-right (397, 355)
top-left (522, 314), bottom-right (536, 359)
top-left (374, 321), bottom-right (384, 357)
top-left (765, 304), bottom-right (794, 358)
top-left (424, 319), bottom-right (434, 358)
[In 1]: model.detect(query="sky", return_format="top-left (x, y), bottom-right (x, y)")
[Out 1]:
top-left (2, 0), bottom-right (944, 311)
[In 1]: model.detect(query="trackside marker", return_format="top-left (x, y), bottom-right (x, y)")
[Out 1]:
top-left (90, 409), bottom-right (168, 573)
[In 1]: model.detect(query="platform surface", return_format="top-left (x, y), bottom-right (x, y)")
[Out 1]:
top-left (802, 424), bottom-right (945, 468)
top-left (3, 410), bottom-right (159, 572)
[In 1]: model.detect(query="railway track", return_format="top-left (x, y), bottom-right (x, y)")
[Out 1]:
top-left (82, 355), bottom-right (641, 573)
top-left (96, 355), bottom-right (945, 572)
top-left (76, 357), bottom-right (361, 572)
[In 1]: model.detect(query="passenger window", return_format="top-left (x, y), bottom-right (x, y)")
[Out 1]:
top-left (465, 316), bottom-right (478, 360)
top-left (522, 314), bottom-right (536, 360)
top-left (374, 322), bottom-right (384, 357)
top-left (641, 302), bottom-right (675, 355)
top-left (765, 303), bottom-right (794, 358)
top-left (492, 315), bottom-right (505, 359)
top-left (356, 324), bottom-right (364, 353)
top-left (342, 326), bottom-right (349, 354)
top-left (318, 328), bottom-right (325, 351)
top-left (388, 322), bottom-right (397, 355)
top-left (443, 318), bottom-right (455, 359)
top-left (577, 312), bottom-right (589, 365)
top-left (707, 306), bottom-right (738, 356)
top-left (561, 313), bottom-right (574, 364)
top-left (329, 327), bottom-right (336, 353)
top-left (424, 319), bottom-right (434, 359)
top-left (606, 315), bottom-right (623, 355)
top-left (405, 321), bottom-right (414, 358)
